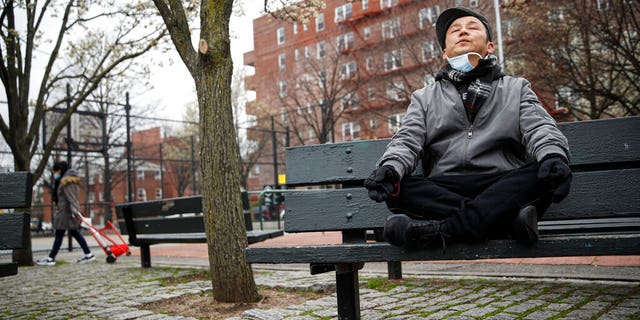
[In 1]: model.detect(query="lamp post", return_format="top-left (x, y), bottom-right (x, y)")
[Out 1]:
top-left (494, 0), bottom-right (505, 72)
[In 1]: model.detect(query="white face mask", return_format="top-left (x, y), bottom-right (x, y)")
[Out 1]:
top-left (446, 52), bottom-right (482, 72)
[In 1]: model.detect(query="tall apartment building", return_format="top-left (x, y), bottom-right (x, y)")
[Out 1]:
top-left (243, 0), bottom-right (502, 189)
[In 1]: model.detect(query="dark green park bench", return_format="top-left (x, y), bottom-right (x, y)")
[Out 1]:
top-left (0, 172), bottom-right (33, 277)
top-left (115, 192), bottom-right (283, 268)
top-left (245, 116), bottom-right (640, 320)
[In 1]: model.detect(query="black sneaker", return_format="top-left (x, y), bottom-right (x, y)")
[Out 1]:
top-left (383, 214), bottom-right (449, 249)
top-left (510, 206), bottom-right (539, 245)
top-left (77, 254), bottom-right (96, 264)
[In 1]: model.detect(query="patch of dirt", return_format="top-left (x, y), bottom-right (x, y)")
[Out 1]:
top-left (139, 287), bottom-right (328, 319)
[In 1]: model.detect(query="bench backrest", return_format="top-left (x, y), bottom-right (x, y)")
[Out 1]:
top-left (0, 172), bottom-right (33, 250)
top-left (116, 196), bottom-right (205, 235)
top-left (282, 117), bottom-right (640, 233)
top-left (0, 172), bottom-right (33, 209)
top-left (115, 192), bottom-right (251, 235)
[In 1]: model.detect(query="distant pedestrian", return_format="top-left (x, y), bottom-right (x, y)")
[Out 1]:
top-left (36, 161), bottom-right (95, 266)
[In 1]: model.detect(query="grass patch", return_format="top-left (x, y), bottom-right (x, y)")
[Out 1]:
top-left (364, 277), bottom-right (406, 292)
top-left (158, 269), bottom-right (211, 286)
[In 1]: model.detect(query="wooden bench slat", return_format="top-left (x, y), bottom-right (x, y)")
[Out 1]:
top-left (561, 117), bottom-right (640, 169)
top-left (115, 196), bottom-right (203, 219)
top-left (0, 172), bottom-right (33, 209)
top-left (284, 117), bottom-right (640, 186)
top-left (120, 216), bottom-right (205, 235)
top-left (282, 168), bottom-right (640, 232)
top-left (246, 233), bottom-right (640, 264)
top-left (134, 230), bottom-right (284, 245)
top-left (0, 212), bottom-right (29, 250)
top-left (539, 217), bottom-right (640, 234)
top-left (247, 230), bottom-right (285, 243)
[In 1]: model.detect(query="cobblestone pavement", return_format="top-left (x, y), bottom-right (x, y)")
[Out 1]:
top-left (1, 251), bottom-right (639, 320)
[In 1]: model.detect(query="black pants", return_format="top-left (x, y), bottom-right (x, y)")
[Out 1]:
top-left (49, 229), bottom-right (92, 259)
top-left (386, 162), bottom-right (553, 242)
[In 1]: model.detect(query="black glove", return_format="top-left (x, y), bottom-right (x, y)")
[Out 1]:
top-left (538, 156), bottom-right (572, 203)
top-left (364, 165), bottom-right (400, 203)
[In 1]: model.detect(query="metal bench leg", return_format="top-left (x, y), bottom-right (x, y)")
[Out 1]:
top-left (336, 263), bottom-right (362, 320)
top-left (388, 261), bottom-right (402, 280)
top-left (140, 245), bottom-right (151, 268)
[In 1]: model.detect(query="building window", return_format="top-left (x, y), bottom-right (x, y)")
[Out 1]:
top-left (335, 3), bottom-right (353, 23)
top-left (364, 26), bottom-right (371, 40)
top-left (419, 6), bottom-right (440, 28)
top-left (455, 0), bottom-right (465, 5)
top-left (366, 56), bottom-right (373, 71)
top-left (318, 70), bottom-right (327, 88)
top-left (277, 27), bottom-right (285, 45)
top-left (340, 61), bottom-right (357, 79)
top-left (89, 192), bottom-right (95, 203)
top-left (384, 49), bottom-right (403, 71)
top-left (382, 18), bottom-right (401, 39)
top-left (279, 81), bottom-right (287, 98)
top-left (293, 22), bottom-right (298, 34)
top-left (381, 0), bottom-right (398, 9)
top-left (99, 192), bottom-right (104, 202)
top-left (370, 118), bottom-right (378, 129)
top-left (278, 53), bottom-right (286, 71)
top-left (88, 175), bottom-right (95, 185)
top-left (422, 41), bottom-right (438, 61)
top-left (363, 0), bottom-right (369, 10)
top-left (337, 32), bottom-right (355, 51)
top-left (155, 170), bottom-right (161, 181)
top-left (156, 188), bottom-right (162, 199)
top-left (137, 188), bottom-right (147, 201)
top-left (341, 92), bottom-right (359, 110)
top-left (98, 174), bottom-right (103, 184)
top-left (304, 45), bottom-right (310, 58)
top-left (368, 87), bottom-right (376, 100)
top-left (303, 23), bottom-right (308, 31)
top-left (316, 13), bottom-right (324, 31)
top-left (386, 81), bottom-right (406, 101)
top-left (342, 122), bottom-right (361, 141)
top-left (469, 0), bottom-right (479, 7)
top-left (297, 73), bottom-right (312, 89)
top-left (317, 41), bottom-right (326, 59)
top-left (294, 49), bottom-right (300, 61)
top-left (388, 113), bottom-right (405, 133)
top-left (136, 169), bottom-right (144, 181)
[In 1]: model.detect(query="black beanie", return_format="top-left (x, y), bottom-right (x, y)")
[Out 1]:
top-left (435, 7), bottom-right (493, 50)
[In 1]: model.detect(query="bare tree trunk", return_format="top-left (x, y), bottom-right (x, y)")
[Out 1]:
top-left (196, 58), bottom-right (259, 302)
top-left (196, 1), bottom-right (259, 303)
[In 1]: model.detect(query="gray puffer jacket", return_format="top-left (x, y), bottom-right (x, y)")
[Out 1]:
top-left (378, 76), bottom-right (570, 179)
top-left (53, 169), bottom-right (82, 230)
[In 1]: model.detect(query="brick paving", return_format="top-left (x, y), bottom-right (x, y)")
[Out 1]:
top-left (1, 249), bottom-right (640, 320)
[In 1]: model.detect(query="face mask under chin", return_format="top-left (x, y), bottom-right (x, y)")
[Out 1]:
top-left (447, 52), bottom-right (483, 72)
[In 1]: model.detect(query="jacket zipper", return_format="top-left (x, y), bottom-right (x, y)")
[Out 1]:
top-left (462, 124), bottom-right (473, 170)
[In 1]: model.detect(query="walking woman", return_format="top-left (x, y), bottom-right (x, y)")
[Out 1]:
top-left (37, 161), bottom-right (95, 265)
